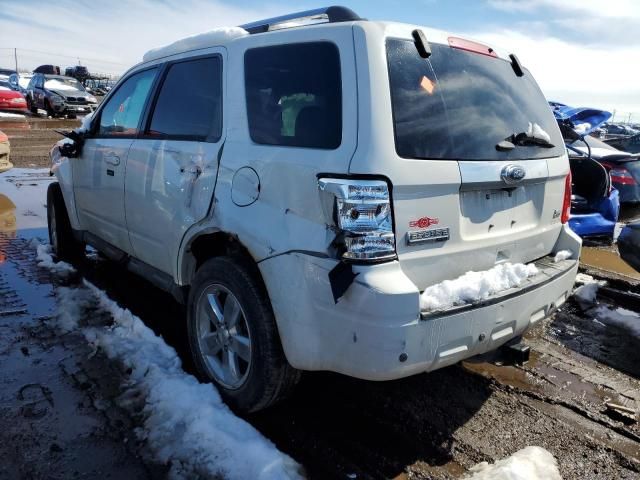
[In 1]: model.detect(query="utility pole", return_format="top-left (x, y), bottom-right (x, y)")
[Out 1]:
top-left (14, 48), bottom-right (18, 72)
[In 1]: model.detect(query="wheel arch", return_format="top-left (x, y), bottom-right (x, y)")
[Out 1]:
top-left (178, 229), bottom-right (262, 287)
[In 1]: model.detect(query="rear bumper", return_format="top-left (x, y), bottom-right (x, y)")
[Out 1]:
top-left (261, 225), bottom-right (581, 380)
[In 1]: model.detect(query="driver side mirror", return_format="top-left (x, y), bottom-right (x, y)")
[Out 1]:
top-left (56, 130), bottom-right (86, 158)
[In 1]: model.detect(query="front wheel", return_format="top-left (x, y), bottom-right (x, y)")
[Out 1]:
top-left (26, 96), bottom-right (37, 114)
top-left (44, 100), bottom-right (56, 118)
top-left (47, 183), bottom-right (84, 261)
top-left (187, 256), bottom-right (300, 412)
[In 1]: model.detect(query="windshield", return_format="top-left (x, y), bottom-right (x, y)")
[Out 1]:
top-left (387, 39), bottom-right (564, 161)
top-left (45, 77), bottom-right (84, 92)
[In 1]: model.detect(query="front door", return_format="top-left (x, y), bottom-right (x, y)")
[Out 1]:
top-left (125, 54), bottom-right (224, 275)
top-left (73, 67), bottom-right (158, 253)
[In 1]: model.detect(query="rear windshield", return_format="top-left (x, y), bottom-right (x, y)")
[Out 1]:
top-left (387, 39), bottom-right (564, 161)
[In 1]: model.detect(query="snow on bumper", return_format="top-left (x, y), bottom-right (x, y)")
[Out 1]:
top-left (260, 230), bottom-right (580, 380)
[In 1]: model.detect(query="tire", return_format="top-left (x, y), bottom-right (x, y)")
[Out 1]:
top-left (44, 99), bottom-right (55, 118)
top-left (27, 96), bottom-right (37, 114)
top-left (187, 256), bottom-right (300, 412)
top-left (47, 182), bottom-right (84, 261)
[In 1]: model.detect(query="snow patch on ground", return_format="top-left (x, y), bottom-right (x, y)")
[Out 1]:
top-left (554, 250), bottom-right (573, 262)
top-left (143, 27), bottom-right (248, 62)
top-left (572, 273), bottom-right (605, 306)
top-left (36, 241), bottom-right (301, 480)
top-left (0, 111), bottom-right (25, 118)
top-left (466, 446), bottom-right (561, 480)
top-left (594, 306), bottom-right (640, 337)
top-left (420, 262), bottom-right (539, 312)
top-left (34, 242), bottom-right (76, 275)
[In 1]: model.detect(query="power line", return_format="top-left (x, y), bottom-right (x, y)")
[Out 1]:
top-left (6, 47), bottom-right (130, 67)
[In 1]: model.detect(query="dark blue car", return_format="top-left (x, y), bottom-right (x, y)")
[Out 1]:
top-left (551, 102), bottom-right (621, 243)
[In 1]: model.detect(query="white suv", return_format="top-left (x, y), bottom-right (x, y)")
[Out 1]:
top-left (48, 7), bottom-right (580, 412)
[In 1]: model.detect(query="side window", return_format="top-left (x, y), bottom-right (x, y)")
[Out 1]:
top-left (147, 57), bottom-right (222, 141)
top-left (244, 42), bottom-right (342, 149)
top-left (98, 68), bottom-right (157, 137)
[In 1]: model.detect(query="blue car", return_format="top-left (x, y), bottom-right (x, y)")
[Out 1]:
top-left (551, 102), bottom-right (621, 243)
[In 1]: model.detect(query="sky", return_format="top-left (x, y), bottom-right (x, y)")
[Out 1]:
top-left (1, 0), bottom-right (638, 122)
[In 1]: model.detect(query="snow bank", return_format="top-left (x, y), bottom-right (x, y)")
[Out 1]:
top-left (466, 446), bottom-right (561, 480)
top-left (0, 111), bottom-right (25, 118)
top-left (594, 306), bottom-right (640, 337)
top-left (143, 27), bottom-right (248, 62)
top-left (420, 262), bottom-right (539, 312)
top-left (36, 239), bottom-right (301, 480)
top-left (553, 250), bottom-right (573, 262)
top-left (34, 243), bottom-right (76, 275)
top-left (572, 273), bottom-right (604, 305)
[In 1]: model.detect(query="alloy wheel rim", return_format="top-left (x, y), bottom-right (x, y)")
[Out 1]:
top-left (196, 284), bottom-right (252, 389)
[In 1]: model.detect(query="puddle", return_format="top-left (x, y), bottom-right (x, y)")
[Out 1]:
top-left (580, 247), bottom-right (640, 281)
top-left (0, 168), bottom-right (51, 239)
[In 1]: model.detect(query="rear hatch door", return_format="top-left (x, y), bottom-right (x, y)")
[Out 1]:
top-left (368, 32), bottom-right (569, 289)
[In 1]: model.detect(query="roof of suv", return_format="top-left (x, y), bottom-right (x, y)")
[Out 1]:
top-left (138, 6), bottom-right (509, 70)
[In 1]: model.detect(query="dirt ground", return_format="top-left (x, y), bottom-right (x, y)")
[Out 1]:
top-left (0, 115), bottom-right (80, 168)
top-left (0, 119), bottom-right (639, 479)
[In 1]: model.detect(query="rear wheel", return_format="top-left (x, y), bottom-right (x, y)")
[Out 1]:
top-left (47, 183), bottom-right (84, 261)
top-left (187, 256), bottom-right (300, 412)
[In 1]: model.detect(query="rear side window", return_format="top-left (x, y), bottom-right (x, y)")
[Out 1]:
top-left (98, 68), bottom-right (157, 137)
top-left (245, 42), bottom-right (342, 149)
top-left (147, 57), bottom-right (222, 141)
top-left (387, 39), bottom-right (564, 160)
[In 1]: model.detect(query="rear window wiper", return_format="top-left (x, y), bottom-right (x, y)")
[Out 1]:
top-left (497, 122), bottom-right (555, 151)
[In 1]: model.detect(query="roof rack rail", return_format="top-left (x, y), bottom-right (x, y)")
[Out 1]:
top-left (239, 6), bottom-right (362, 34)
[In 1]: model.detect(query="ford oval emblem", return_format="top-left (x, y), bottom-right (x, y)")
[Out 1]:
top-left (501, 164), bottom-right (526, 185)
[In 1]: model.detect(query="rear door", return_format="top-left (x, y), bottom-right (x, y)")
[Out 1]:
top-left (125, 53), bottom-right (224, 275)
top-left (351, 26), bottom-right (569, 289)
top-left (73, 67), bottom-right (158, 252)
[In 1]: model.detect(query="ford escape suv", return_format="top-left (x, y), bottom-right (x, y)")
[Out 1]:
top-left (48, 6), bottom-right (580, 412)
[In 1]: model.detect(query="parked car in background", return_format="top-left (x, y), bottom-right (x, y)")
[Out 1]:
top-left (8, 73), bottom-right (33, 95)
top-left (605, 132), bottom-right (640, 154)
top-left (551, 103), bottom-right (621, 242)
top-left (64, 65), bottom-right (90, 82)
top-left (569, 135), bottom-right (640, 204)
top-left (26, 74), bottom-right (98, 118)
top-left (49, 7), bottom-right (580, 412)
top-left (33, 65), bottom-right (61, 75)
top-left (0, 80), bottom-right (28, 113)
top-left (0, 131), bottom-right (12, 173)
top-left (603, 123), bottom-right (639, 137)
top-left (618, 221), bottom-right (640, 272)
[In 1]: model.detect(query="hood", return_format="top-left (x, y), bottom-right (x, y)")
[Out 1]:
top-left (549, 101), bottom-right (612, 135)
top-left (50, 89), bottom-right (90, 99)
top-left (0, 88), bottom-right (24, 99)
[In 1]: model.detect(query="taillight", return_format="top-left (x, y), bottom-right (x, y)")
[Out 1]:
top-left (318, 178), bottom-right (396, 262)
top-left (610, 167), bottom-right (637, 185)
top-left (561, 172), bottom-right (571, 224)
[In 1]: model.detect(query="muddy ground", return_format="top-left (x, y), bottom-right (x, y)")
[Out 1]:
top-left (0, 120), bottom-right (639, 479)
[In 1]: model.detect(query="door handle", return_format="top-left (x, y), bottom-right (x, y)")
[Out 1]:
top-left (104, 153), bottom-right (120, 166)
